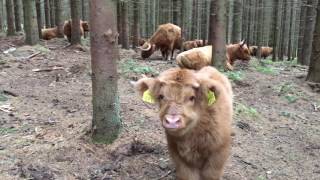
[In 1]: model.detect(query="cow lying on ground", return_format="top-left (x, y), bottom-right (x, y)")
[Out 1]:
top-left (249, 46), bottom-right (273, 58)
top-left (41, 27), bottom-right (58, 40)
top-left (133, 66), bottom-right (233, 180)
top-left (63, 20), bottom-right (90, 42)
top-left (139, 23), bottom-right (181, 60)
top-left (176, 40), bottom-right (251, 70)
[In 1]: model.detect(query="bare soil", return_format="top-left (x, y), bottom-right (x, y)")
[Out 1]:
top-left (0, 36), bottom-right (319, 180)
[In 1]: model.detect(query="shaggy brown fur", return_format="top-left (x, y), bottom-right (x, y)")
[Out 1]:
top-left (134, 67), bottom-right (233, 180)
top-left (182, 40), bottom-right (199, 51)
top-left (63, 20), bottom-right (89, 42)
top-left (176, 41), bottom-right (251, 71)
top-left (138, 38), bottom-right (147, 46)
top-left (41, 27), bottom-right (58, 40)
top-left (249, 46), bottom-right (273, 58)
top-left (140, 23), bottom-right (181, 60)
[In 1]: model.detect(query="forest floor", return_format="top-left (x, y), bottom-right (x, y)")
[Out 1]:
top-left (0, 35), bottom-right (320, 180)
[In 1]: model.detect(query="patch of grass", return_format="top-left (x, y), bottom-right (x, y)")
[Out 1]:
top-left (274, 83), bottom-right (304, 104)
top-left (255, 65), bottom-right (278, 75)
top-left (235, 102), bottom-right (259, 118)
top-left (224, 71), bottom-right (245, 81)
top-left (0, 127), bottom-right (17, 135)
top-left (0, 92), bottom-right (8, 102)
top-left (120, 59), bottom-right (157, 75)
top-left (256, 175), bottom-right (266, 180)
top-left (33, 44), bottom-right (50, 53)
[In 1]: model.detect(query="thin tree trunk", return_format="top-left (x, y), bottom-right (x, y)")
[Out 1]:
top-left (116, 1), bottom-right (122, 44)
top-left (256, 0), bottom-right (263, 59)
top-left (35, 0), bottom-right (42, 39)
top-left (272, 0), bottom-right (280, 61)
top-left (13, 0), bottom-right (21, 31)
top-left (70, 0), bottom-right (81, 45)
top-left (306, 0), bottom-right (320, 82)
top-left (287, 1), bottom-right (294, 61)
top-left (191, 0), bottom-right (198, 39)
top-left (278, 0), bottom-right (286, 60)
top-left (22, 0), bottom-right (39, 45)
top-left (6, 0), bottom-right (15, 36)
top-left (231, 0), bottom-right (242, 43)
top-left (120, 1), bottom-right (129, 49)
top-left (0, 0), bottom-right (3, 31)
top-left (132, 0), bottom-right (139, 48)
top-left (49, 0), bottom-right (55, 27)
top-left (55, 0), bottom-right (63, 37)
top-left (209, 0), bottom-right (226, 69)
top-left (172, 0), bottom-right (178, 25)
top-left (301, 0), bottom-right (319, 65)
top-left (298, 0), bottom-right (307, 64)
top-left (180, 0), bottom-right (185, 51)
top-left (44, 0), bottom-right (50, 27)
top-left (90, 0), bottom-right (121, 144)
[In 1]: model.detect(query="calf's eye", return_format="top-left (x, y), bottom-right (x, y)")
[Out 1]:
top-left (158, 94), bottom-right (164, 100)
top-left (189, 96), bottom-right (195, 102)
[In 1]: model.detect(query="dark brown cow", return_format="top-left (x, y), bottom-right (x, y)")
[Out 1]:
top-left (182, 40), bottom-right (198, 51)
top-left (133, 66), bottom-right (233, 179)
top-left (176, 40), bottom-right (251, 71)
top-left (249, 46), bottom-right (273, 58)
top-left (139, 23), bottom-right (181, 60)
top-left (63, 20), bottom-right (89, 42)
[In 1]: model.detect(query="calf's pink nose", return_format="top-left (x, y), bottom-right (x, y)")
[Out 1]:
top-left (165, 115), bottom-right (181, 124)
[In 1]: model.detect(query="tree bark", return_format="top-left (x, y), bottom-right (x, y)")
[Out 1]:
top-left (44, 0), bottom-right (51, 27)
top-left (287, 1), bottom-right (294, 61)
top-left (35, 0), bottom-right (42, 39)
top-left (6, 0), bottom-right (15, 36)
top-left (301, 0), bottom-right (319, 65)
top-left (22, 0), bottom-right (39, 45)
top-left (70, 0), bottom-right (81, 45)
top-left (278, 0), bottom-right (286, 60)
top-left (272, 0), bottom-right (280, 61)
top-left (209, 0), bottom-right (226, 69)
top-left (13, 0), bottom-right (21, 31)
top-left (55, 0), bottom-right (63, 37)
top-left (132, 0), bottom-right (139, 48)
top-left (0, 0), bottom-right (3, 31)
top-left (49, 0), bottom-right (55, 27)
top-left (90, 0), bottom-right (121, 144)
top-left (256, 0), bottom-right (263, 59)
top-left (120, 1), bottom-right (129, 49)
top-left (307, 0), bottom-right (320, 82)
top-left (231, 0), bottom-right (242, 43)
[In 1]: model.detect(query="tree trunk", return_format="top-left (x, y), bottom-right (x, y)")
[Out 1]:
top-left (116, 1), bottom-right (122, 44)
top-left (256, 0), bottom-right (263, 59)
top-left (35, 0), bottom-right (42, 39)
top-left (0, 0), bottom-right (4, 31)
top-left (120, 1), bottom-right (129, 49)
top-left (231, 0), bottom-right (242, 43)
top-left (306, 0), bottom-right (320, 82)
top-left (191, 0), bottom-right (198, 39)
top-left (13, 0), bottom-right (21, 31)
top-left (70, 0), bottom-right (81, 45)
top-left (44, 0), bottom-right (50, 27)
top-left (81, 0), bottom-right (88, 38)
top-left (22, 0), bottom-right (39, 45)
top-left (49, 0), bottom-right (55, 27)
top-left (172, 0), bottom-right (178, 25)
top-left (278, 0), bottom-right (286, 60)
top-left (55, 0), bottom-right (63, 37)
top-left (287, 1), bottom-right (294, 61)
top-left (6, 0), bottom-right (15, 36)
top-left (132, 0), bottom-right (139, 48)
top-left (301, 0), bottom-right (319, 65)
top-left (180, 0), bottom-right (185, 51)
top-left (209, 0), bottom-right (226, 69)
top-left (90, 0), bottom-right (121, 144)
top-left (298, 0), bottom-right (307, 64)
top-left (271, 0), bottom-right (280, 61)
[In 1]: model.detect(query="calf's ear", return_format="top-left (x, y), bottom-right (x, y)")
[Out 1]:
top-left (131, 77), bottom-right (162, 104)
top-left (200, 79), bottom-right (224, 106)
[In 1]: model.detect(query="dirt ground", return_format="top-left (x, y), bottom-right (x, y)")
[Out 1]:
top-left (0, 35), bottom-right (320, 180)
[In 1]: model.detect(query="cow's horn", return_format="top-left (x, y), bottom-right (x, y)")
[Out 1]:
top-left (141, 44), bottom-right (152, 51)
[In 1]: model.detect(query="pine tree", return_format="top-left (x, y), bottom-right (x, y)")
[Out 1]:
top-left (6, 0), bottom-right (15, 36)
top-left (55, 0), bottom-right (64, 37)
top-left (90, 0), bottom-right (121, 144)
top-left (13, 0), bottom-right (21, 31)
top-left (22, 0), bottom-right (39, 45)
top-left (70, 0), bottom-right (81, 45)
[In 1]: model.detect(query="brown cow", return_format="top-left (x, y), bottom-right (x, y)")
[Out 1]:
top-left (176, 40), bottom-right (251, 71)
top-left (138, 38), bottom-right (147, 46)
top-left (41, 27), bottom-right (58, 40)
top-left (139, 23), bottom-right (181, 60)
top-left (133, 66), bottom-right (233, 179)
top-left (249, 46), bottom-right (273, 58)
top-left (63, 20), bottom-right (90, 42)
top-left (182, 40), bottom-right (198, 51)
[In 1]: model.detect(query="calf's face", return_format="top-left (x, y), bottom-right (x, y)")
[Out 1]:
top-left (134, 69), bottom-right (216, 135)
top-left (237, 42), bottom-right (251, 61)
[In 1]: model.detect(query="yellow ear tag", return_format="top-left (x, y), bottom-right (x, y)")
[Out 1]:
top-left (142, 90), bottom-right (156, 104)
top-left (207, 91), bottom-right (216, 106)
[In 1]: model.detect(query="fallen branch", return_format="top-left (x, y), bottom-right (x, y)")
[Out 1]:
top-left (312, 103), bottom-right (320, 112)
top-left (3, 90), bottom-right (18, 97)
top-left (32, 66), bottom-right (64, 72)
top-left (157, 170), bottom-right (172, 180)
top-left (26, 51), bottom-right (41, 60)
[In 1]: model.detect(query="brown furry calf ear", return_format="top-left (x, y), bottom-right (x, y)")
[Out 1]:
top-left (131, 77), bottom-right (163, 98)
top-left (199, 78), bottom-right (226, 105)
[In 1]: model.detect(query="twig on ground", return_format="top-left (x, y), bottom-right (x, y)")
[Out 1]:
top-left (32, 66), bottom-right (64, 72)
top-left (157, 170), bottom-right (172, 180)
